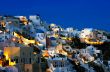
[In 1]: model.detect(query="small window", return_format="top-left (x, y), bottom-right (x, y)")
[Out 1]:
top-left (30, 52), bottom-right (31, 57)
top-left (22, 52), bottom-right (25, 56)
top-left (5, 36), bottom-right (7, 39)
top-left (29, 58), bottom-right (31, 64)
top-left (23, 58), bottom-right (25, 63)
top-left (21, 59), bottom-right (22, 63)
top-left (15, 59), bottom-right (18, 63)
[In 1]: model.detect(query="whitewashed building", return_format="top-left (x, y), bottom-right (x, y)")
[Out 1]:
top-left (47, 54), bottom-right (74, 72)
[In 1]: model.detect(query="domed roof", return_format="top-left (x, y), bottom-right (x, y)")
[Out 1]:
top-left (50, 23), bottom-right (56, 27)
top-left (50, 37), bottom-right (56, 40)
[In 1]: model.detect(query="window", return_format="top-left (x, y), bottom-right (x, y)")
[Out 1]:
top-left (38, 57), bottom-right (40, 63)
top-left (54, 64), bottom-right (56, 67)
top-left (15, 59), bottom-right (18, 63)
top-left (29, 58), bottom-right (31, 64)
top-left (23, 58), bottom-right (25, 63)
top-left (66, 47), bottom-right (69, 49)
top-left (22, 52), bottom-right (25, 56)
top-left (5, 36), bottom-right (7, 39)
top-left (30, 52), bottom-right (31, 57)
top-left (11, 59), bottom-right (14, 62)
top-left (21, 58), bottom-right (22, 63)
top-left (61, 64), bottom-right (63, 67)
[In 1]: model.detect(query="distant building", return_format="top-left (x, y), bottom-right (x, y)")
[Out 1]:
top-left (4, 46), bottom-right (42, 72)
top-left (47, 54), bottom-right (74, 72)
top-left (29, 15), bottom-right (41, 26)
top-left (66, 28), bottom-right (74, 32)
top-left (35, 29), bottom-right (46, 49)
top-left (79, 28), bottom-right (94, 39)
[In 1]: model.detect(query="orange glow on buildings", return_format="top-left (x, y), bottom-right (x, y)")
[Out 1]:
top-left (85, 38), bottom-right (104, 45)
top-left (43, 50), bottom-right (49, 57)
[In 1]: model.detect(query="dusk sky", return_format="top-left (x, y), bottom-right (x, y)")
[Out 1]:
top-left (0, 0), bottom-right (110, 31)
